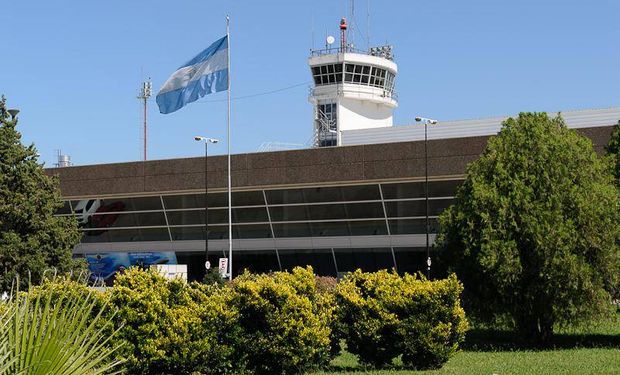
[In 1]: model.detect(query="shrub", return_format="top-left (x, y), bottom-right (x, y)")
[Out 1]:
top-left (106, 267), bottom-right (238, 374)
top-left (334, 270), bottom-right (467, 369)
top-left (228, 267), bottom-right (332, 374)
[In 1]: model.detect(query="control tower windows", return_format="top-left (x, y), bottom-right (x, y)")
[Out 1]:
top-left (311, 63), bottom-right (396, 96)
top-left (312, 64), bottom-right (343, 86)
top-left (342, 64), bottom-right (394, 94)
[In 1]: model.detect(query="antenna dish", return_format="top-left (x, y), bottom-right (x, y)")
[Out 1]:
top-left (326, 35), bottom-right (335, 45)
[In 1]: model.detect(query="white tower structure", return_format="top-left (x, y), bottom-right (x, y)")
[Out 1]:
top-left (309, 18), bottom-right (397, 147)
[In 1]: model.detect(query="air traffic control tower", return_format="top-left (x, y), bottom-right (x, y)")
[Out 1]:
top-left (309, 18), bottom-right (398, 147)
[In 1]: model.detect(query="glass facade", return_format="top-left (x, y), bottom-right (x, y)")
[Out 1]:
top-left (311, 63), bottom-right (396, 96)
top-left (58, 180), bottom-right (462, 280)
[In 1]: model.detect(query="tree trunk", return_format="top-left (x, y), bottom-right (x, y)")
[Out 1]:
top-left (517, 311), bottom-right (554, 347)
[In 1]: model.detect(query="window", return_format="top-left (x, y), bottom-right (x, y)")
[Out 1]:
top-left (265, 184), bottom-right (381, 205)
top-left (389, 218), bottom-right (440, 235)
top-left (316, 102), bottom-right (337, 147)
top-left (81, 227), bottom-right (170, 243)
top-left (384, 199), bottom-right (453, 218)
top-left (382, 180), bottom-right (462, 200)
top-left (311, 64), bottom-right (343, 86)
top-left (342, 64), bottom-right (394, 93)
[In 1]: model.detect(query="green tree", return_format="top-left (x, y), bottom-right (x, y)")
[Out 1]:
top-left (605, 120), bottom-right (620, 185)
top-left (436, 112), bottom-right (620, 345)
top-left (0, 96), bottom-right (84, 292)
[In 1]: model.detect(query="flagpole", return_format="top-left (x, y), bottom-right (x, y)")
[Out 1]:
top-left (226, 15), bottom-right (233, 281)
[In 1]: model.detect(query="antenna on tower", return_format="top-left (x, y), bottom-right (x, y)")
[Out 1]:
top-left (137, 78), bottom-right (152, 161)
top-left (366, 0), bottom-right (370, 49)
top-left (340, 17), bottom-right (348, 52)
top-left (348, 0), bottom-right (355, 48)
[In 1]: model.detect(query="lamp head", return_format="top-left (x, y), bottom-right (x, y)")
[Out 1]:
top-left (194, 136), bottom-right (203, 141)
top-left (208, 138), bottom-right (219, 144)
top-left (415, 116), bottom-right (438, 125)
top-left (7, 109), bottom-right (20, 119)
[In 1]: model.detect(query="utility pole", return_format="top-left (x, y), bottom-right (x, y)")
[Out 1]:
top-left (137, 79), bottom-right (152, 161)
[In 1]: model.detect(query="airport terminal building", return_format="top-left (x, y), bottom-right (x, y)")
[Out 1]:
top-left (48, 106), bottom-right (619, 281)
top-left (46, 30), bottom-right (620, 281)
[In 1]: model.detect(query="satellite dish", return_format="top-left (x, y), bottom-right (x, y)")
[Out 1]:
top-left (326, 35), bottom-right (335, 45)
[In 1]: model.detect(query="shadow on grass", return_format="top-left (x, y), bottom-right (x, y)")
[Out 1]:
top-left (463, 329), bottom-right (620, 351)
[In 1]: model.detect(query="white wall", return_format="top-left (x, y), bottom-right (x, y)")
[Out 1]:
top-left (338, 98), bottom-right (393, 131)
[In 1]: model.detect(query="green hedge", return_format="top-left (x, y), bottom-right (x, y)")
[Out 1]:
top-left (334, 270), bottom-right (468, 369)
top-left (106, 268), bottom-right (238, 374)
top-left (229, 267), bottom-right (333, 374)
top-left (20, 268), bottom-right (468, 374)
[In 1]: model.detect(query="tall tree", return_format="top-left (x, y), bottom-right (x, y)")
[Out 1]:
top-left (605, 120), bottom-right (620, 185)
top-left (0, 96), bottom-right (84, 291)
top-left (436, 112), bottom-right (620, 345)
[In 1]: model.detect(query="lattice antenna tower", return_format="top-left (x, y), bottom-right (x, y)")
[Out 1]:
top-left (137, 79), bottom-right (152, 161)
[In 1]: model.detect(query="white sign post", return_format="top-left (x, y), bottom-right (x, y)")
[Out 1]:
top-left (205, 260), bottom-right (211, 270)
top-left (218, 258), bottom-right (229, 277)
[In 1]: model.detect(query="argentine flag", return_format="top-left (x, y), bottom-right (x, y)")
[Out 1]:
top-left (156, 35), bottom-right (228, 114)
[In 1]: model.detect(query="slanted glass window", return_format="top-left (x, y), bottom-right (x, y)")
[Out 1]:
top-left (311, 64), bottom-right (344, 86)
top-left (272, 222), bottom-right (312, 237)
top-left (266, 184), bottom-right (380, 205)
top-left (344, 202), bottom-right (384, 219)
top-left (232, 191), bottom-right (265, 206)
top-left (81, 227), bottom-right (170, 243)
top-left (166, 209), bottom-right (238, 225)
top-left (233, 207), bottom-right (269, 223)
top-left (82, 211), bottom-right (167, 229)
top-left (99, 196), bottom-right (162, 212)
top-left (236, 224), bottom-right (272, 239)
top-left (348, 220), bottom-right (388, 236)
top-left (382, 180), bottom-right (461, 200)
top-left (389, 218), bottom-right (440, 234)
top-left (384, 199), bottom-right (452, 218)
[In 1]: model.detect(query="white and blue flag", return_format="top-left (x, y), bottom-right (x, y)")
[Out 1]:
top-left (156, 35), bottom-right (228, 114)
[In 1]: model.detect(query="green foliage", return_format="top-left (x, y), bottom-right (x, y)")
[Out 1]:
top-left (605, 120), bottom-right (620, 185)
top-left (106, 267), bottom-right (238, 374)
top-left (0, 97), bottom-right (85, 292)
top-left (0, 279), bottom-right (123, 374)
top-left (334, 270), bottom-right (468, 370)
top-left (229, 266), bottom-right (333, 374)
top-left (202, 266), bottom-right (226, 286)
top-left (436, 112), bottom-right (620, 344)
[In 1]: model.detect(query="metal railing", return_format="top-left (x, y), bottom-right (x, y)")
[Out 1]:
top-left (308, 85), bottom-right (398, 101)
top-left (310, 45), bottom-right (369, 57)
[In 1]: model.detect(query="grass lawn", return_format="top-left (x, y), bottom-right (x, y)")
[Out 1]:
top-left (311, 314), bottom-right (620, 375)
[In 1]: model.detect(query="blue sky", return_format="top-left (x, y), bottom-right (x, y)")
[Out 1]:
top-left (1, 0), bottom-right (618, 166)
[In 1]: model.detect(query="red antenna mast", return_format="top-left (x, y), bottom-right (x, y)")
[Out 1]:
top-left (340, 17), bottom-right (348, 52)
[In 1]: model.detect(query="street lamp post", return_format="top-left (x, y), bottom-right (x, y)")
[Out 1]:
top-left (414, 116), bottom-right (438, 279)
top-left (194, 136), bottom-right (219, 272)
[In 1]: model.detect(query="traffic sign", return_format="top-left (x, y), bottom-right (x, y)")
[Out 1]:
top-left (218, 258), bottom-right (228, 276)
